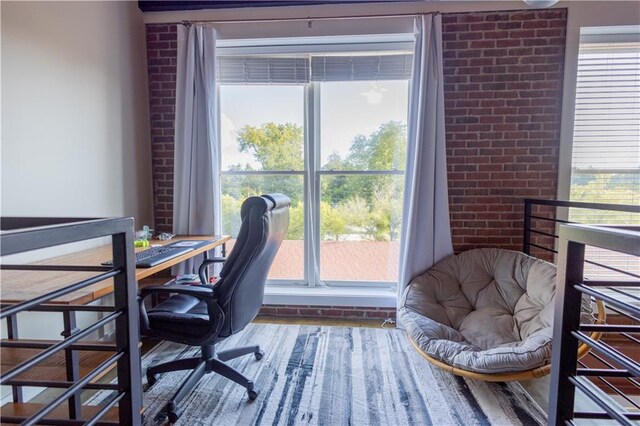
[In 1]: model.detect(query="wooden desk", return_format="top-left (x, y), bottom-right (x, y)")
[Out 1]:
top-left (0, 235), bottom-right (230, 305)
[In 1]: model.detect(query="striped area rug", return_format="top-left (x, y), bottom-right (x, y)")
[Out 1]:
top-left (141, 323), bottom-right (546, 425)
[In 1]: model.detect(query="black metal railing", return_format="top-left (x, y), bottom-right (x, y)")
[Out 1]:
top-left (548, 224), bottom-right (640, 425)
top-left (523, 198), bottom-right (640, 258)
top-left (0, 217), bottom-right (142, 425)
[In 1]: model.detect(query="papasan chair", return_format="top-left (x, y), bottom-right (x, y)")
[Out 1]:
top-left (399, 248), bottom-right (605, 381)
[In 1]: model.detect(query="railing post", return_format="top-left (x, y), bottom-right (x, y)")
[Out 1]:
top-left (523, 199), bottom-right (532, 255)
top-left (6, 315), bottom-right (23, 403)
top-left (548, 231), bottom-right (585, 425)
top-left (112, 226), bottom-right (142, 425)
top-left (62, 311), bottom-right (82, 419)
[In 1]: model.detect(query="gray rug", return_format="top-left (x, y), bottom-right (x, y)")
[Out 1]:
top-left (140, 323), bottom-right (546, 425)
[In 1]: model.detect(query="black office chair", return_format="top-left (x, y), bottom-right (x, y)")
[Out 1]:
top-left (138, 194), bottom-right (290, 422)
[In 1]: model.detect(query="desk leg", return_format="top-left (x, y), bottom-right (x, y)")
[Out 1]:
top-left (62, 311), bottom-right (82, 419)
top-left (6, 315), bottom-right (23, 403)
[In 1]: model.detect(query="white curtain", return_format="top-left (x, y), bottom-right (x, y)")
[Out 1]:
top-left (173, 24), bottom-right (221, 274)
top-left (398, 15), bottom-right (453, 302)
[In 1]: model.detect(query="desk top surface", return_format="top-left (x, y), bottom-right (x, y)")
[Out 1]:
top-left (0, 235), bottom-right (230, 305)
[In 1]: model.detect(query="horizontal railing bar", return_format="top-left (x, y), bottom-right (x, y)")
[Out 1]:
top-left (525, 198), bottom-right (640, 213)
top-left (627, 377), bottom-right (640, 390)
top-left (582, 280), bottom-right (640, 287)
top-left (529, 229), bottom-right (558, 239)
top-left (579, 324), bottom-right (640, 333)
top-left (528, 214), bottom-right (571, 225)
top-left (605, 303), bottom-right (640, 323)
top-left (85, 392), bottom-right (125, 426)
top-left (587, 351), bottom-right (619, 370)
top-left (596, 376), bottom-right (640, 410)
top-left (573, 412), bottom-right (640, 421)
top-left (0, 270), bottom-right (120, 319)
top-left (569, 376), bottom-right (634, 426)
top-left (560, 224), bottom-right (640, 256)
top-left (1, 311), bottom-right (122, 384)
top-left (608, 286), bottom-right (640, 302)
top-left (572, 331), bottom-right (640, 377)
top-left (0, 265), bottom-right (113, 272)
top-left (23, 352), bottom-right (124, 426)
top-left (0, 304), bottom-right (115, 313)
top-left (0, 417), bottom-right (117, 426)
top-left (576, 368), bottom-right (632, 377)
top-left (528, 242), bottom-right (558, 254)
top-left (620, 332), bottom-right (640, 346)
top-left (0, 340), bottom-right (117, 351)
top-left (0, 217), bottom-right (133, 256)
top-left (574, 284), bottom-right (640, 318)
top-left (3, 379), bottom-right (119, 390)
top-left (583, 260), bottom-right (640, 280)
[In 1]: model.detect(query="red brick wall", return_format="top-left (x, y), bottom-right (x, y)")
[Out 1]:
top-left (146, 24), bottom-right (178, 233)
top-left (144, 10), bottom-right (567, 317)
top-left (442, 9), bottom-right (566, 252)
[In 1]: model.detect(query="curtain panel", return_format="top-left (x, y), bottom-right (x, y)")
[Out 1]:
top-left (173, 25), bottom-right (221, 273)
top-left (398, 15), bottom-right (453, 311)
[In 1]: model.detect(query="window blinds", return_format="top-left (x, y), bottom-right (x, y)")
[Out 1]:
top-left (570, 41), bottom-right (640, 207)
top-left (217, 57), bottom-right (310, 84)
top-left (310, 54), bottom-right (413, 82)
top-left (570, 40), bottom-right (639, 281)
top-left (216, 54), bottom-right (413, 84)
top-left (571, 42), bottom-right (640, 173)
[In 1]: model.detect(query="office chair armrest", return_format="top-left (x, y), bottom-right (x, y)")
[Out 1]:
top-left (138, 283), bottom-right (224, 345)
top-left (198, 257), bottom-right (227, 285)
top-left (139, 283), bottom-right (216, 299)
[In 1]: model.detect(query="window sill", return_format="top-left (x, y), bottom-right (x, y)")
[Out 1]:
top-left (263, 285), bottom-right (397, 308)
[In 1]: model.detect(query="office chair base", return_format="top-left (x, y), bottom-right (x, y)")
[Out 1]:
top-left (146, 344), bottom-right (265, 422)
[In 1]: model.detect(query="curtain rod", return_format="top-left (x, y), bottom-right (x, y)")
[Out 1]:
top-left (174, 11), bottom-right (438, 27)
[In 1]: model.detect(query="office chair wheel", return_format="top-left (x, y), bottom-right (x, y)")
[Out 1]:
top-left (255, 350), bottom-right (265, 361)
top-left (167, 411), bottom-right (180, 424)
top-left (248, 389), bottom-right (259, 401)
top-left (146, 372), bottom-right (159, 388)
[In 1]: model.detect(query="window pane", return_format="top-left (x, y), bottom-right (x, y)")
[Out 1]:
top-left (569, 35), bottom-right (640, 282)
top-left (221, 174), bottom-right (304, 281)
top-left (220, 85), bottom-right (304, 171)
top-left (319, 174), bottom-right (403, 282)
top-left (319, 80), bottom-right (408, 171)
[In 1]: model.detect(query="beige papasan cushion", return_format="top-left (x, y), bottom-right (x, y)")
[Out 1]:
top-left (399, 248), bottom-right (592, 374)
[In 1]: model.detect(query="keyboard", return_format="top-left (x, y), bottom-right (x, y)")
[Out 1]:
top-left (102, 245), bottom-right (194, 268)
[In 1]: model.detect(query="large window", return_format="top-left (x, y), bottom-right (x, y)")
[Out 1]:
top-left (569, 26), bottom-right (639, 280)
top-left (219, 38), bottom-right (412, 287)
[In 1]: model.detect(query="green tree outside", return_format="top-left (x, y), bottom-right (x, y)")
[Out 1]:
top-left (222, 120), bottom-right (407, 241)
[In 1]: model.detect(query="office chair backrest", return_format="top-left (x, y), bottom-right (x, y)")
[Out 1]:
top-left (216, 193), bottom-right (290, 337)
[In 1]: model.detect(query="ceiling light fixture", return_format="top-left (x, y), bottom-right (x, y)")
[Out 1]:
top-left (522, 0), bottom-right (560, 8)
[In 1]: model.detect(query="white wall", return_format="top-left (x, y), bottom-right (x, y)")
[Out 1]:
top-left (0, 1), bottom-right (152, 403)
top-left (1, 1), bottom-right (153, 225)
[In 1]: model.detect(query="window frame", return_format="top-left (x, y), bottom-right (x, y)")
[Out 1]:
top-left (217, 37), bottom-right (411, 290)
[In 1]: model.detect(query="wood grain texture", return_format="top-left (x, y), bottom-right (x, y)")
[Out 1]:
top-left (0, 402), bottom-right (120, 423)
top-left (0, 235), bottom-right (229, 304)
